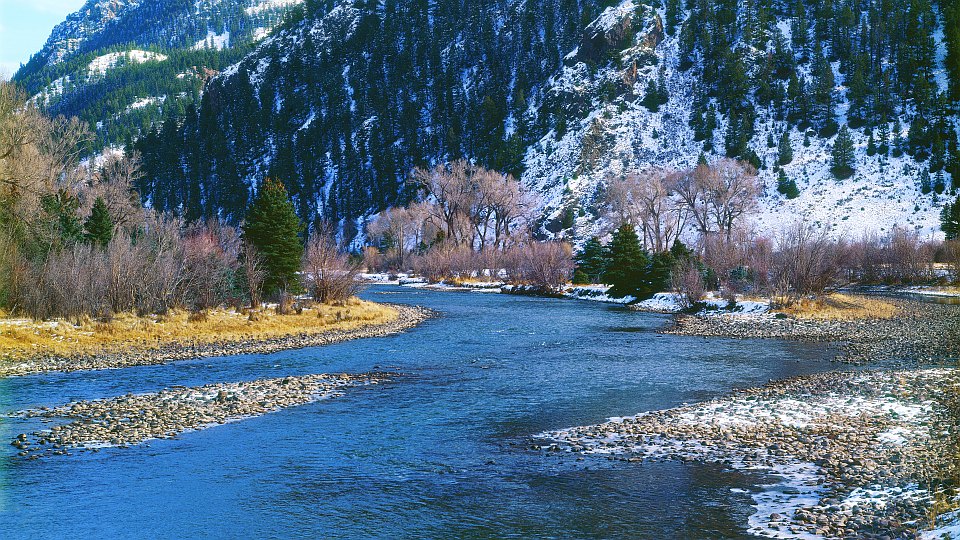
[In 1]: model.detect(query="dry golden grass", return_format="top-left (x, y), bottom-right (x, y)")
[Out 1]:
top-left (774, 293), bottom-right (897, 320)
top-left (0, 298), bottom-right (397, 362)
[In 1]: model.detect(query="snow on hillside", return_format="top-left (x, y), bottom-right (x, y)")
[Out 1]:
top-left (41, 0), bottom-right (144, 66)
top-left (31, 50), bottom-right (168, 106)
top-left (126, 96), bottom-right (166, 111)
top-left (523, 0), bottom-right (953, 242)
top-left (87, 50), bottom-right (168, 75)
top-left (245, 0), bottom-right (303, 16)
top-left (192, 30), bottom-right (231, 50)
top-left (753, 130), bottom-right (944, 238)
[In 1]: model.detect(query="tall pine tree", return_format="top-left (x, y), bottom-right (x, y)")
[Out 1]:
top-left (603, 224), bottom-right (653, 299)
top-left (242, 178), bottom-right (305, 297)
top-left (84, 197), bottom-right (113, 248)
top-left (831, 126), bottom-right (856, 179)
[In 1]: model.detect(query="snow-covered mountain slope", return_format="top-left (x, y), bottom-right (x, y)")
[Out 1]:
top-left (523, 0), bottom-right (957, 240)
top-left (124, 0), bottom-right (959, 239)
top-left (14, 0), bottom-right (304, 149)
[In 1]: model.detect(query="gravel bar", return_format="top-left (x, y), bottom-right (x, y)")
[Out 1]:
top-left (541, 368), bottom-right (960, 539)
top-left (11, 372), bottom-right (392, 456)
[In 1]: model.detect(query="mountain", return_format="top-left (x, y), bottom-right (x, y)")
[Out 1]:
top-left (13, 0), bottom-right (305, 149)
top-left (27, 0), bottom-right (960, 241)
top-left (524, 0), bottom-right (960, 239)
top-left (131, 0), bottom-right (613, 233)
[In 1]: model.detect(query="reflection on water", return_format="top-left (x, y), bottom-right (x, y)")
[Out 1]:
top-left (0, 287), bottom-right (842, 538)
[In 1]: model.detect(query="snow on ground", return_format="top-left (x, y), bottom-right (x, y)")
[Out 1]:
top-left (544, 368), bottom-right (948, 539)
top-left (126, 96), bottom-right (165, 112)
top-left (192, 30), bottom-right (230, 50)
top-left (924, 508), bottom-right (960, 539)
top-left (245, 0), bottom-right (303, 16)
top-left (566, 285), bottom-right (636, 304)
top-left (898, 286), bottom-right (960, 298)
top-left (567, 286), bottom-right (771, 315)
top-left (522, 0), bottom-right (950, 243)
top-left (87, 50), bottom-right (167, 75)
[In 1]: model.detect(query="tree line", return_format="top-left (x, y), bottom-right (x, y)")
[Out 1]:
top-left (0, 82), bottom-right (358, 322)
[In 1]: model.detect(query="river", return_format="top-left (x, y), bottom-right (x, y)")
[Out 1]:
top-left (0, 286), bottom-right (845, 538)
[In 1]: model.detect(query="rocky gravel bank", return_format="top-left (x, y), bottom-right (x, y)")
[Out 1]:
top-left (668, 298), bottom-right (960, 366)
top-left (1, 305), bottom-right (432, 377)
top-left (11, 373), bottom-right (391, 456)
top-left (542, 368), bottom-right (960, 539)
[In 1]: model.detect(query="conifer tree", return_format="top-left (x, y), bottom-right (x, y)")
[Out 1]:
top-left (934, 170), bottom-right (946, 195)
top-left (866, 131), bottom-right (877, 156)
top-left (778, 131), bottom-right (793, 165)
top-left (242, 178), bottom-right (305, 297)
top-left (920, 168), bottom-right (932, 194)
top-left (831, 126), bottom-right (856, 179)
top-left (603, 224), bottom-right (653, 299)
top-left (40, 190), bottom-right (84, 249)
top-left (574, 237), bottom-right (608, 284)
top-left (777, 169), bottom-right (800, 198)
top-left (942, 196), bottom-right (960, 240)
top-left (892, 119), bottom-right (905, 158)
top-left (877, 122), bottom-right (891, 156)
top-left (84, 197), bottom-right (114, 248)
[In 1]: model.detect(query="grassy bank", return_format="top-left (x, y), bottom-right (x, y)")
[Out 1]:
top-left (773, 293), bottom-right (898, 320)
top-left (0, 299), bottom-right (398, 369)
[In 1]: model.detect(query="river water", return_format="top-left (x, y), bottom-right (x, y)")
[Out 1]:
top-left (0, 286), bottom-right (843, 538)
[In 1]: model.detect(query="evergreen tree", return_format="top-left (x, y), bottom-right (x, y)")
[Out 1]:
top-left (866, 131), bottom-right (877, 156)
top-left (934, 170), bottom-right (946, 194)
top-left (942, 196), bottom-right (960, 240)
top-left (603, 224), bottom-right (653, 299)
top-left (40, 189), bottom-right (84, 249)
top-left (892, 119), bottom-right (905, 158)
top-left (877, 122), bottom-right (891, 156)
top-left (777, 131), bottom-right (793, 165)
top-left (920, 168), bottom-right (932, 194)
top-left (242, 178), bottom-right (305, 296)
top-left (831, 126), bottom-right (856, 179)
top-left (777, 169), bottom-right (800, 198)
top-left (84, 197), bottom-right (113, 248)
top-left (574, 236), bottom-right (608, 284)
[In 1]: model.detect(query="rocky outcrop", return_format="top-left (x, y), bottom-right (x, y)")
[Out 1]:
top-left (570, 4), bottom-right (662, 65)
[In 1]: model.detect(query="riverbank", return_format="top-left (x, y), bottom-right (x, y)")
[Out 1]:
top-left (0, 303), bottom-right (432, 377)
top-left (668, 296), bottom-right (960, 366)
top-left (12, 372), bottom-right (391, 457)
top-left (542, 368), bottom-right (960, 538)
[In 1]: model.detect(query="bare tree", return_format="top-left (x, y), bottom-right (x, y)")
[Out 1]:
top-left (78, 151), bottom-right (145, 235)
top-left (518, 241), bottom-right (574, 291)
top-left (675, 159), bottom-right (758, 245)
top-left (303, 229), bottom-right (361, 303)
top-left (771, 222), bottom-right (838, 305)
top-left (707, 159), bottom-right (759, 242)
top-left (671, 258), bottom-right (705, 310)
top-left (409, 160), bottom-right (536, 251)
top-left (605, 169), bottom-right (686, 252)
top-left (242, 241), bottom-right (266, 309)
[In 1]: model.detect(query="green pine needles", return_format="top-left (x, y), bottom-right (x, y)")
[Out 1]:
top-left (242, 178), bottom-right (305, 296)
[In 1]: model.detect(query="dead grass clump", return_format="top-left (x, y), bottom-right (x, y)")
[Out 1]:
top-left (775, 293), bottom-right (897, 320)
top-left (0, 299), bottom-right (398, 364)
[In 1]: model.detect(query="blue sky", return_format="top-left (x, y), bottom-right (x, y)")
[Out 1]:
top-left (0, 0), bottom-right (86, 79)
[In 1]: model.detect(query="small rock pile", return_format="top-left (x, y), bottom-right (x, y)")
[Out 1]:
top-left (11, 372), bottom-right (391, 456)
